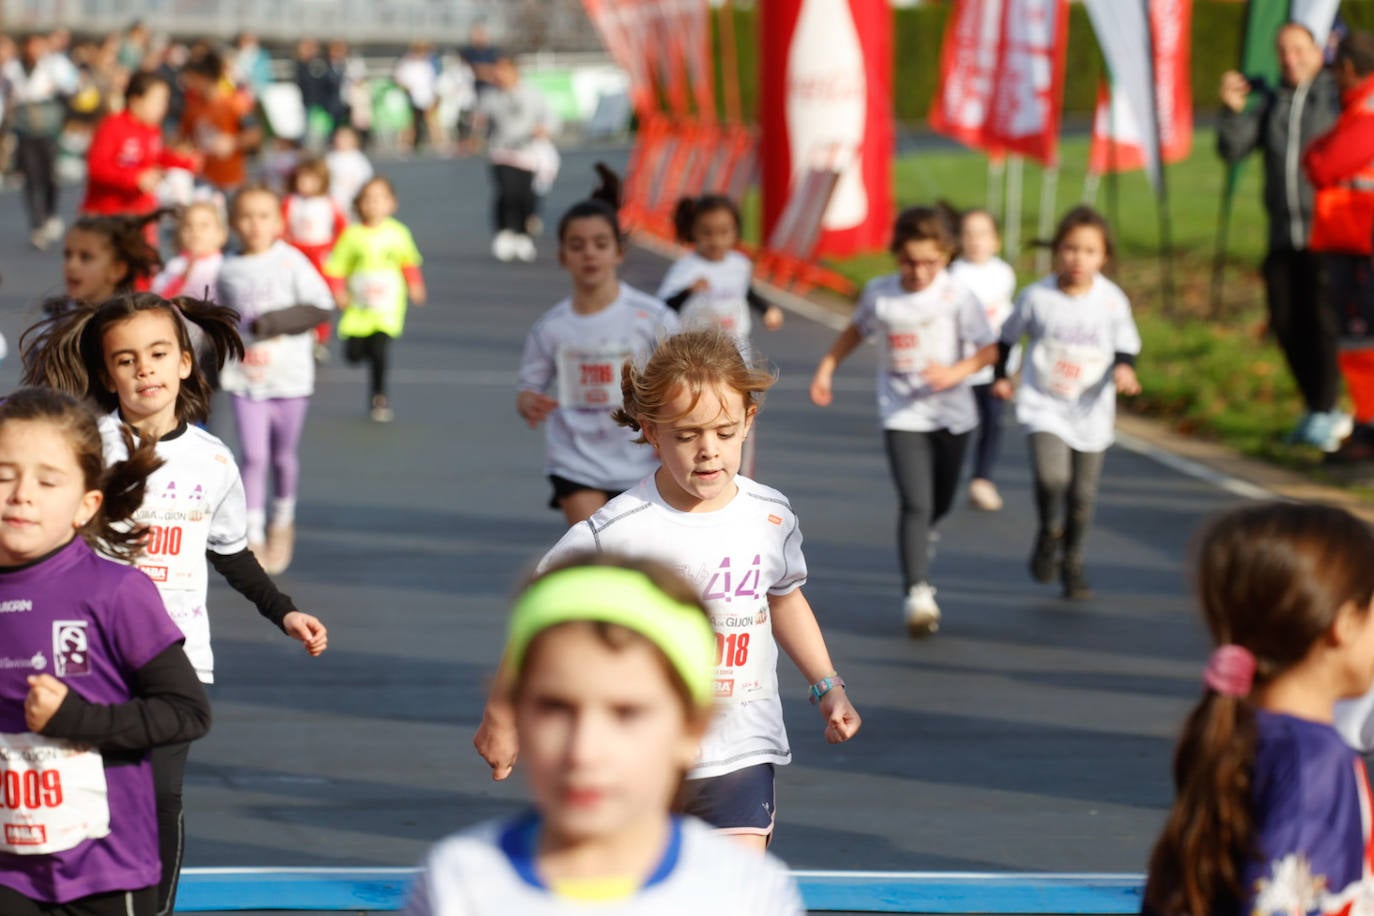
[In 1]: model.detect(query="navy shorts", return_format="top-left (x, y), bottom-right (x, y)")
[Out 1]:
top-left (547, 474), bottom-right (621, 510)
top-left (677, 763), bottom-right (776, 836)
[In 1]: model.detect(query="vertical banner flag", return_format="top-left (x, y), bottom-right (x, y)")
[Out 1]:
top-left (583, 0), bottom-right (654, 115)
top-left (760, 0), bottom-right (894, 257)
top-left (1292, 0), bottom-right (1340, 47)
top-left (928, 0), bottom-right (1069, 165)
top-left (1083, 0), bottom-right (1190, 194)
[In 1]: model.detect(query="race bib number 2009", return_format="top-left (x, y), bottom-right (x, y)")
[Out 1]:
top-left (0, 733), bottom-right (110, 855)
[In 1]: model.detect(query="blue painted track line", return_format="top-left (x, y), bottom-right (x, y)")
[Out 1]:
top-left (174, 867), bottom-right (1146, 913)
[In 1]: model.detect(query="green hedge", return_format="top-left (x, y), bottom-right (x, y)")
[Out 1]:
top-left (712, 0), bottom-right (1374, 126)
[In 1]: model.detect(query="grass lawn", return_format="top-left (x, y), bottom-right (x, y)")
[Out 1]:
top-left (798, 128), bottom-right (1330, 469)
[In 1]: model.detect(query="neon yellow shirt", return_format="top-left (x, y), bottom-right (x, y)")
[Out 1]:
top-left (325, 217), bottom-right (422, 338)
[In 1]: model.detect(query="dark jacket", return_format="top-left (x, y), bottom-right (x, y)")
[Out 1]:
top-left (1217, 68), bottom-right (1341, 252)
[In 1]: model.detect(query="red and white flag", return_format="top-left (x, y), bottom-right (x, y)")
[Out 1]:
top-left (1084, 0), bottom-right (1193, 193)
top-left (928, 0), bottom-right (1069, 165)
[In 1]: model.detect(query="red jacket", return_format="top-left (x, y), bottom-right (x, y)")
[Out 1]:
top-left (80, 110), bottom-right (198, 216)
top-left (1304, 73), bottom-right (1374, 254)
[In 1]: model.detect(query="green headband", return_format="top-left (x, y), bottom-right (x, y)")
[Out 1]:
top-left (505, 566), bottom-right (716, 707)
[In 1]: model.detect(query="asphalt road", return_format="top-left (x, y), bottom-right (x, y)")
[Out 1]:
top-left (0, 150), bottom-right (1238, 909)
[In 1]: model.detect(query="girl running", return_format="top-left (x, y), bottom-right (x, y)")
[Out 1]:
top-left (0, 387), bottom-right (211, 916)
top-left (948, 208), bottom-right (1016, 513)
top-left (1143, 502), bottom-right (1374, 916)
top-left (216, 184), bottom-right (336, 574)
top-left (324, 176), bottom-right (426, 423)
top-left (282, 157), bottom-right (347, 360)
top-left (413, 555), bottom-right (803, 914)
top-left (152, 202), bottom-right (228, 302)
top-left (657, 194), bottom-right (784, 345)
top-left (517, 165), bottom-right (678, 526)
top-left (57, 210), bottom-right (169, 312)
top-left (481, 329), bottom-right (861, 849)
top-left (20, 292), bottom-right (328, 915)
top-left (810, 206), bottom-right (996, 637)
top-left (992, 206), bottom-right (1140, 601)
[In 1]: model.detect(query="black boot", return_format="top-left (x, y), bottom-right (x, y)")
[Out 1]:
top-left (1029, 528), bottom-right (1062, 583)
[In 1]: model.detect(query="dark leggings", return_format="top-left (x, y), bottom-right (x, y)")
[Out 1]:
top-left (150, 741), bottom-right (190, 916)
top-left (1264, 248), bottom-right (1340, 413)
top-left (970, 384), bottom-right (1004, 481)
top-left (345, 332), bottom-right (392, 399)
top-left (15, 135), bottom-right (58, 229)
top-left (491, 163), bottom-right (536, 234)
top-left (883, 428), bottom-right (970, 590)
top-left (0, 886), bottom-right (158, 916)
top-left (1028, 432), bottom-right (1106, 562)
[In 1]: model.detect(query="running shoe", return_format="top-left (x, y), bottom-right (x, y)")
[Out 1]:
top-left (903, 583), bottom-right (940, 637)
top-left (370, 395), bottom-right (394, 423)
top-left (514, 234), bottom-right (537, 263)
top-left (491, 230), bottom-right (517, 262)
top-left (968, 478), bottom-right (1003, 511)
top-left (1303, 410), bottom-right (1353, 452)
top-left (42, 216), bottom-right (63, 244)
top-left (1030, 528), bottom-right (1062, 583)
top-left (1062, 560), bottom-right (1093, 601)
top-left (263, 524), bottom-right (294, 576)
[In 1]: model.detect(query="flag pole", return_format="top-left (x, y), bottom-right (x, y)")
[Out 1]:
top-left (1038, 162), bottom-right (1059, 273)
top-left (1006, 154), bottom-right (1024, 260)
top-left (988, 155), bottom-right (1005, 225)
top-left (1143, 0), bottom-right (1174, 315)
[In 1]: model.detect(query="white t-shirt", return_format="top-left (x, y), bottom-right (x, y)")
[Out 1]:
top-left (541, 474), bottom-right (806, 779)
top-left (326, 148), bottom-right (374, 217)
top-left (395, 55), bottom-right (438, 109)
top-left (1000, 274), bottom-right (1142, 453)
top-left (517, 286), bottom-right (679, 491)
top-left (284, 194), bottom-right (343, 247)
top-left (100, 415), bottom-right (249, 683)
top-left (850, 271), bottom-right (995, 434)
top-left (217, 240), bottom-right (336, 400)
top-left (948, 256), bottom-right (1016, 386)
top-left (402, 815), bottom-right (804, 916)
top-left (656, 251), bottom-right (755, 344)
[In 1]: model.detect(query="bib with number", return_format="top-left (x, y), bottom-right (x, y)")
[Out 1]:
top-left (710, 600), bottom-right (775, 705)
top-left (556, 343), bottom-right (632, 411)
top-left (0, 733), bottom-right (110, 855)
top-left (241, 337), bottom-right (287, 386)
top-left (683, 295), bottom-right (749, 337)
top-left (348, 271), bottom-right (402, 311)
top-left (1034, 339), bottom-right (1111, 401)
top-left (884, 318), bottom-right (941, 384)
top-left (132, 495), bottom-right (209, 597)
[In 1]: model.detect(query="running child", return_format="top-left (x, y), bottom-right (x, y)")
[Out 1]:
top-left (481, 329), bottom-right (862, 849)
top-left (992, 206), bottom-right (1141, 601)
top-left (282, 156), bottom-right (347, 361)
top-left (324, 176), bottom-right (426, 423)
top-left (325, 125), bottom-right (373, 219)
top-left (216, 184), bottom-right (336, 573)
top-left (412, 554), bottom-right (803, 914)
top-left (810, 206), bottom-right (997, 637)
top-left (20, 292), bottom-right (329, 914)
top-left (657, 194), bottom-right (784, 345)
top-left (56, 210), bottom-right (170, 312)
top-left (152, 202), bottom-right (228, 302)
top-left (517, 165), bottom-right (678, 526)
top-left (948, 208), bottom-right (1016, 513)
top-left (1142, 502), bottom-right (1374, 916)
top-left (0, 387), bottom-right (211, 916)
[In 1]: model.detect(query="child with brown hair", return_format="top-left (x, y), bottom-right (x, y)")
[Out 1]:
top-left (810, 205), bottom-right (997, 637)
top-left (57, 210), bottom-right (172, 311)
top-left (1143, 501), bottom-right (1374, 916)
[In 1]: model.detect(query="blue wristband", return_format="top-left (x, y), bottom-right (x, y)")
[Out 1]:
top-left (808, 674), bottom-right (845, 705)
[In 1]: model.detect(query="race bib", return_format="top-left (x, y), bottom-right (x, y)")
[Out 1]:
top-left (348, 271), bottom-right (401, 311)
top-left (683, 294), bottom-right (748, 337)
top-left (885, 319), bottom-right (941, 380)
top-left (0, 733), bottom-right (110, 856)
top-left (1034, 339), bottom-right (1111, 401)
top-left (240, 337), bottom-right (286, 385)
top-left (710, 601), bottom-right (774, 705)
top-left (556, 342), bottom-right (632, 411)
top-left (133, 496), bottom-right (209, 596)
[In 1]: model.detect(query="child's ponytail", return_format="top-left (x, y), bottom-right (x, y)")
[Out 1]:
top-left (1143, 502), bottom-right (1374, 916)
top-left (20, 300), bottom-right (104, 400)
top-left (558, 163), bottom-right (625, 244)
top-left (673, 196), bottom-right (698, 245)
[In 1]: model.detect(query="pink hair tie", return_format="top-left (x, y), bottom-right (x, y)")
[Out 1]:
top-left (1204, 645), bottom-right (1257, 698)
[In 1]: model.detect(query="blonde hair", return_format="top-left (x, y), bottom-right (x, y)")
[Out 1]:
top-left (179, 200), bottom-right (226, 235)
top-left (612, 329), bottom-right (776, 443)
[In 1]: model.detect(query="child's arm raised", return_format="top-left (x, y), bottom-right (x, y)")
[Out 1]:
top-left (770, 589), bottom-right (861, 744)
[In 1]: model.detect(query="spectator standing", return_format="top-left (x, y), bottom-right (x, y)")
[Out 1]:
top-left (2, 33), bottom-right (78, 250)
top-left (1218, 22), bottom-right (1344, 450)
top-left (179, 50), bottom-right (263, 193)
top-left (475, 54), bottom-right (551, 262)
top-left (459, 21), bottom-right (500, 98)
top-left (232, 32), bottom-right (274, 100)
top-left (394, 43), bottom-right (439, 153)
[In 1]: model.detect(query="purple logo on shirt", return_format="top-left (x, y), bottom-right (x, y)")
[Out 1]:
top-left (52, 621), bottom-right (90, 677)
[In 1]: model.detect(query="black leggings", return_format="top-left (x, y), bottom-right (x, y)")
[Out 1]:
top-left (151, 741), bottom-right (190, 916)
top-left (883, 428), bottom-right (970, 590)
top-left (491, 163), bottom-right (536, 234)
top-left (15, 135), bottom-right (58, 229)
top-left (970, 384), bottom-right (1004, 481)
top-left (1028, 432), bottom-right (1106, 563)
top-left (0, 886), bottom-right (158, 916)
top-left (345, 332), bottom-right (392, 399)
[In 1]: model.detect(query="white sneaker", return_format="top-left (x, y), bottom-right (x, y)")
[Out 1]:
top-left (29, 228), bottom-right (49, 251)
top-left (491, 230), bottom-right (516, 262)
top-left (514, 234), bottom-right (537, 262)
top-left (903, 583), bottom-right (941, 638)
top-left (42, 216), bottom-right (64, 244)
top-left (968, 478), bottom-right (1004, 511)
